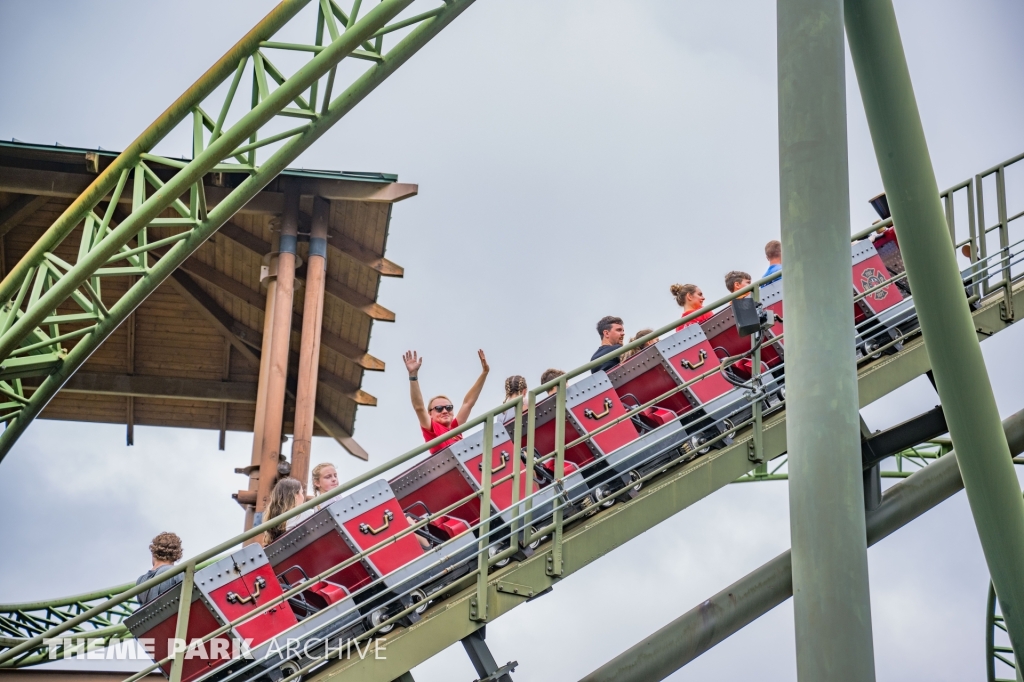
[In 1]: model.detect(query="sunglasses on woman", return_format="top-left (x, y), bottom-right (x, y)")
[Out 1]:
top-left (431, 404), bottom-right (455, 413)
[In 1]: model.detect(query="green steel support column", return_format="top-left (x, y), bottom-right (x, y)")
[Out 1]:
top-left (777, 1), bottom-right (876, 680)
top-left (845, 0), bottom-right (1024, 666)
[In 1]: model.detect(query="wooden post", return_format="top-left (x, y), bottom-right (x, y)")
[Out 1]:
top-left (243, 234), bottom-right (279, 533)
top-left (291, 196), bottom-right (330, 491)
top-left (255, 182), bottom-right (299, 516)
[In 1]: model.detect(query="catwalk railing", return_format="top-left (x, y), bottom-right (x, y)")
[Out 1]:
top-left (0, 0), bottom-right (476, 461)
top-left (1, 152), bottom-right (1021, 680)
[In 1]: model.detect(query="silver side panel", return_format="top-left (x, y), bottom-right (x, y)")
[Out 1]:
top-left (389, 449), bottom-right (461, 500)
top-left (851, 239), bottom-right (878, 265)
top-left (565, 371), bottom-right (616, 409)
top-left (327, 479), bottom-right (396, 525)
top-left (264, 508), bottom-right (342, 568)
top-left (654, 324), bottom-right (707, 359)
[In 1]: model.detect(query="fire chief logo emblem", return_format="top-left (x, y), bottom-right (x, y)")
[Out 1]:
top-left (860, 267), bottom-right (889, 300)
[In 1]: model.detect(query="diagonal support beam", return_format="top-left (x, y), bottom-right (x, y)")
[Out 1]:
top-left (846, 0), bottom-right (1024, 667)
top-left (167, 269), bottom-right (370, 460)
top-left (580, 407), bottom-right (1024, 682)
top-left (0, 195), bottom-right (48, 238)
top-left (0, 0), bottom-right (473, 464)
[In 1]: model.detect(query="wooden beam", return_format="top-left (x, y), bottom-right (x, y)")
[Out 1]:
top-left (54, 372), bottom-right (259, 403)
top-left (177, 255), bottom-right (386, 370)
top-left (295, 211), bottom-right (403, 278)
top-left (0, 166), bottom-right (415, 213)
top-left (167, 270), bottom-right (375, 405)
top-left (219, 341), bottom-right (231, 450)
top-left (0, 195), bottom-right (48, 238)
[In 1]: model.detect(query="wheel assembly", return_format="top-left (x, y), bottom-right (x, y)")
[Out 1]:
top-left (593, 485), bottom-right (616, 508)
top-left (409, 587), bottom-right (429, 615)
top-left (367, 606), bottom-right (394, 634)
top-left (488, 541), bottom-right (511, 568)
top-left (722, 418), bottom-right (738, 440)
top-left (690, 433), bottom-right (711, 455)
top-left (278, 661), bottom-right (302, 682)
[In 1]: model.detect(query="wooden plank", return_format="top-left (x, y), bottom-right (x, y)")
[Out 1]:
top-left (168, 270), bottom-right (374, 406)
top-left (177, 254), bottom-right (386, 369)
top-left (0, 194), bottom-right (49, 237)
top-left (50, 371), bottom-right (259, 403)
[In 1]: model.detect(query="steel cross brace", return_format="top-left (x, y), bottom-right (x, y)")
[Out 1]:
top-left (0, 0), bottom-right (477, 462)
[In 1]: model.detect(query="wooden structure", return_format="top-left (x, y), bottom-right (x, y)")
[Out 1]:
top-left (0, 140), bottom-right (414, 467)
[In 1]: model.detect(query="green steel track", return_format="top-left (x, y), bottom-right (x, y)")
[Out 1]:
top-left (2, 276), bottom-right (1020, 677)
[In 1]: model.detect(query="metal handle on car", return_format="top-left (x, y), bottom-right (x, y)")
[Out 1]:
top-left (583, 398), bottom-right (613, 420)
top-left (359, 509), bottom-right (395, 535)
top-left (226, 575), bottom-right (267, 605)
top-left (478, 451), bottom-right (509, 475)
top-left (680, 348), bottom-right (708, 371)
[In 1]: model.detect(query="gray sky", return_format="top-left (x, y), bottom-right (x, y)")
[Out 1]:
top-left (1, 0), bottom-right (1023, 680)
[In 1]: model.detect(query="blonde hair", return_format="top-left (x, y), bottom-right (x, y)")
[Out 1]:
top-left (427, 395), bottom-right (452, 409)
top-left (264, 477), bottom-right (302, 545)
top-left (670, 283), bottom-right (700, 308)
top-left (621, 329), bottom-right (655, 363)
top-left (311, 462), bottom-right (336, 495)
top-left (504, 376), bottom-right (527, 401)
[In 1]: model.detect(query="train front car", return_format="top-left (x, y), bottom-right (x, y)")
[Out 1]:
top-left (851, 238), bottom-right (918, 357)
top-left (125, 545), bottom-right (297, 682)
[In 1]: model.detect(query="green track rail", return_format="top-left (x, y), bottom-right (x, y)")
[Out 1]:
top-left (2, 276), bottom-right (1020, 677)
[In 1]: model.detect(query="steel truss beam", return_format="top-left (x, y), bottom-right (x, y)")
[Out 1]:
top-left (0, 0), bottom-right (476, 462)
top-left (580, 406), bottom-right (1024, 682)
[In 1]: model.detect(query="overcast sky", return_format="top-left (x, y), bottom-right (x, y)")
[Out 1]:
top-left (1, 1), bottom-right (1023, 680)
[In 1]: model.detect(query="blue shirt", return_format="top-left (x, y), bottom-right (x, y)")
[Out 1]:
top-left (761, 263), bottom-right (781, 287)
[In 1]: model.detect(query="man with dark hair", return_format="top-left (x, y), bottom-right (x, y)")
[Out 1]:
top-left (540, 368), bottom-right (565, 396)
top-left (763, 240), bottom-right (782, 284)
top-left (590, 316), bottom-right (625, 374)
top-left (724, 270), bottom-right (752, 296)
top-left (136, 532), bottom-right (184, 605)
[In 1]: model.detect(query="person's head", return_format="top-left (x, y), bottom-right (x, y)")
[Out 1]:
top-left (670, 283), bottom-right (704, 311)
top-left (311, 462), bottom-right (338, 496)
top-left (540, 369), bottom-right (564, 396)
top-left (504, 375), bottom-right (527, 402)
top-left (765, 240), bottom-right (782, 264)
top-left (427, 395), bottom-right (456, 427)
top-left (596, 316), bottom-right (625, 346)
top-left (149, 532), bottom-right (183, 568)
top-left (266, 477), bottom-right (304, 543)
top-left (631, 329), bottom-right (656, 349)
top-left (725, 270), bottom-right (752, 294)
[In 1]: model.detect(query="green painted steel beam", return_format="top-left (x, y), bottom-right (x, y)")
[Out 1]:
top-left (845, 0), bottom-right (1024, 669)
top-left (0, 0), bottom-right (477, 461)
top-left (777, 0), bottom-right (876, 679)
top-left (580, 407), bottom-right (1024, 682)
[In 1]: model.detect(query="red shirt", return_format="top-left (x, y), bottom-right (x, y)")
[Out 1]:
top-left (676, 310), bottom-right (714, 332)
top-left (421, 417), bottom-right (462, 454)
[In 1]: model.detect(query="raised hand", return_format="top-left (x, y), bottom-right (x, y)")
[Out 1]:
top-left (403, 350), bottom-right (423, 376)
top-left (477, 349), bottom-right (489, 374)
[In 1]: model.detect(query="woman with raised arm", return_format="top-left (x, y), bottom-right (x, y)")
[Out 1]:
top-left (404, 349), bottom-right (490, 454)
